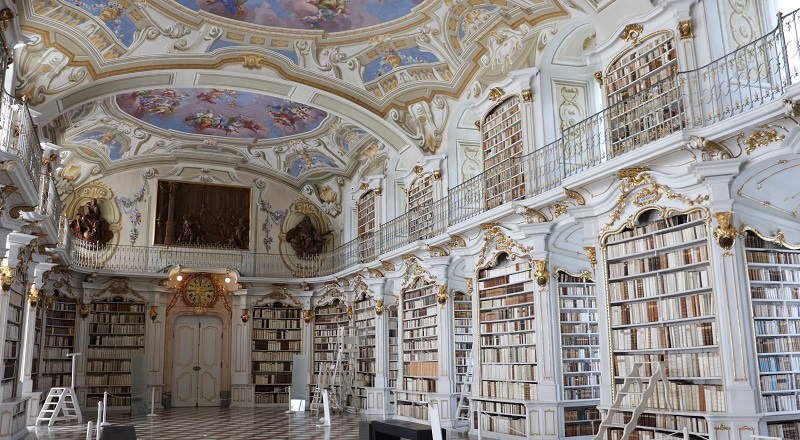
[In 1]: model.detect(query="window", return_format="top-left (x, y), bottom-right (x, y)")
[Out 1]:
top-left (481, 96), bottom-right (525, 209)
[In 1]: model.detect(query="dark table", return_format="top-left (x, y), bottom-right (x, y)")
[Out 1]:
top-left (99, 425), bottom-right (137, 440)
top-left (367, 420), bottom-right (447, 440)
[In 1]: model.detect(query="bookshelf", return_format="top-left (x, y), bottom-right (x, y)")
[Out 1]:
top-left (398, 280), bottom-right (439, 421)
top-left (358, 191), bottom-right (377, 258)
top-left (408, 174), bottom-right (434, 240)
top-left (768, 420), bottom-right (800, 439)
top-left (312, 302), bottom-right (351, 405)
top-left (744, 230), bottom-right (800, 416)
top-left (453, 290), bottom-right (473, 394)
top-left (603, 32), bottom-right (681, 156)
top-left (604, 209), bottom-right (722, 439)
top-left (251, 303), bottom-right (301, 405)
top-left (40, 296), bottom-right (77, 390)
top-left (354, 296), bottom-right (376, 410)
top-left (482, 96), bottom-right (525, 210)
top-left (2, 286), bottom-right (24, 399)
top-left (388, 304), bottom-right (399, 410)
top-left (31, 299), bottom-right (44, 391)
top-left (85, 300), bottom-right (146, 409)
top-left (476, 254), bottom-right (537, 437)
top-left (556, 271), bottom-right (600, 437)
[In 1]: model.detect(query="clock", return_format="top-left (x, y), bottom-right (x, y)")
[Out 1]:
top-left (183, 275), bottom-right (216, 309)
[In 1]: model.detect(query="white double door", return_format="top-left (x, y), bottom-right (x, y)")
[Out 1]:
top-left (172, 316), bottom-right (222, 407)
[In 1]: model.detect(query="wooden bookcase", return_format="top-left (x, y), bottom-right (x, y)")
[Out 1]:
top-left (2, 287), bottom-right (24, 399)
top-left (354, 296), bottom-right (376, 410)
top-left (744, 230), bottom-right (800, 417)
top-left (397, 280), bottom-right (438, 421)
top-left (603, 32), bottom-right (682, 156)
top-left (251, 303), bottom-right (301, 405)
top-left (453, 290), bottom-right (473, 394)
top-left (557, 271), bottom-right (600, 437)
top-left (40, 297), bottom-right (77, 390)
top-left (85, 300), bottom-right (146, 409)
top-left (408, 174), bottom-right (434, 240)
top-left (604, 209), bottom-right (722, 439)
top-left (482, 96), bottom-right (525, 210)
top-left (312, 302), bottom-right (351, 405)
top-left (768, 420), bottom-right (800, 439)
top-left (476, 254), bottom-right (537, 437)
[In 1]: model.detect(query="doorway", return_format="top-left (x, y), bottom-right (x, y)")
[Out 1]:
top-left (172, 316), bottom-right (222, 407)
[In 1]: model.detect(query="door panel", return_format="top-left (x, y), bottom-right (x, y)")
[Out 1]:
top-left (172, 316), bottom-right (222, 407)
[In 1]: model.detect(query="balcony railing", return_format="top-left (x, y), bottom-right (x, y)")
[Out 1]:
top-left (66, 8), bottom-right (800, 278)
top-left (0, 91), bottom-right (44, 196)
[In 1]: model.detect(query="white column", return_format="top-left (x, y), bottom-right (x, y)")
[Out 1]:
top-left (364, 278), bottom-right (387, 415)
top-left (145, 289), bottom-right (168, 410)
top-left (230, 289), bottom-right (251, 407)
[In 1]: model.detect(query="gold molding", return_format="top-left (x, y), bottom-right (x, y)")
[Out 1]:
top-left (564, 188), bottom-right (585, 205)
top-left (240, 308), bottom-right (249, 323)
top-left (593, 71), bottom-right (603, 85)
top-left (712, 211), bottom-right (737, 250)
top-left (380, 261), bottom-right (396, 272)
top-left (619, 23), bottom-right (644, 44)
top-left (303, 309), bottom-right (313, 323)
top-left (521, 89), bottom-right (533, 102)
top-left (534, 260), bottom-right (549, 287)
top-left (738, 125), bottom-right (786, 155)
top-left (741, 225), bottom-right (800, 250)
top-left (0, 266), bottom-right (15, 291)
top-left (555, 267), bottom-right (593, 282)
top-left (413, 165), bottom-right (424, 174)
top-left (476, 224), bottom-right (533, 270)
top-left (28, 286), bottom-right (40, 307)
top-left (584, 247), bottom-right (597, 271)
top-left (149, 305), bottom-right (158, 322)
top-left (677, 19), bottom-right (694, 40)
top-left (436, 284), bottom-right (448, 305)
top-left (375, 298), bottom-right (384, 315)
top-left (488, 87), bottom-right (505, 101)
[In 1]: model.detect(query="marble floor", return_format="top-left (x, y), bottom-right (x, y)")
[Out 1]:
top-left (26, 407), bottom-right (368, 440)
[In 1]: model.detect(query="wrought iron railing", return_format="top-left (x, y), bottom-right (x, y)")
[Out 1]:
top-left (66, 8), bottom-right (800, 277)
top-left (0, 91), bottom-right (44, 196)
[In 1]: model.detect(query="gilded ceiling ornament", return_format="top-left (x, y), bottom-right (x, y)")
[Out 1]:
top-left (521, 89), bottom-right (533, 102)
top-left (476, 225), bottom-right (533, 270)
top-left (380, 261), bottom-right (396, 272)
top-left (619, 23), bottom-right (644, 44)
top-left (564, 189), bottom-right (586, 205)
top-left (551, 202), bottom-right (568, 217)
top-left (534, 260), bottom-right (549, 287)
top-left (375, 298), bottom-right (384, 315)
top-left (584, 247), bottom-right (597, 271)
top-left (678, 20), bottom-right (694, 40)
top-left (347, 305), bottom-right (354, 319)
top-left (401, 255), bottom-right (437, 290)
top-left (738, 125), bottom-right (786, 155)
top-left (713, 211), bottom-right (737, 250)
top-left (448, 235), bottom-right (466, 248)
top-left (436, 284), bottom-right (448, 305)
top-left (488, 87), bottom-right (505, 101)
top-left (601, 169), bottom-right (709, 233)
top-left (686, 136), bottom-right (733, 160)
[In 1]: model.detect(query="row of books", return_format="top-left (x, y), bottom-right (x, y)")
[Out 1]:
top-left (753, 303), bottom-right (800, 318)
top-left (254, 374), bottom-right (291, 385)
top-left (479, 262), bottom-right (531, 280)
top-left (755, 319), bottom-right (800, 336)
top-left (90, 314), bottom-right (145, 324)
top-left (481, 346), bottom-right (536, 363)
top-left (481, 332), bottom-right (536, 346)
top-left (479, 292), bottom-right (534, 309)
top-left (751, 286), bottom-right (800, 300)
top-left (760, 373), bottom-right (800, 391)
top-left (253, 341), bottom-right (300, 351)
top-left (479, 305), bottom-right (534, 322)
top-left (84, 374), bottom-right (131, 386)
top-left (562, 334), bottom-right (599, 346)
top-left (86, 360), bottom-right (130, 373)
top-left (91, 303), bottom-right (145, 313)
top-left (480, 400), bottom-right (525, 415)
top-left (43, 335), bottom-right (74, 348)
top-left (404, 316), bottom-right (437, 330)
top-left (606, 411), bottom-right (708, 434)
top-left (608, 213), bottom-right (703, 242)
top-left (477, 412), bottom-right (526, 436)
top-left (608, 245), bottom-right (708, 278)
top-left (479, 271), bottom-right (533, 289)
top-left (252, 363), bottom-right (292, 373)
top-left (251, 320), bottom-right (299, 330)
top-left (252, 308), bottom-right (300, 319)
top-left (86, 348), bottom-right (142, 358)
top-left (608, 269), bottom-right (710, 301)
top-left (563, 360), bottom-right (600, 372)
top-left (757, 336), bottom-right (800, 353)
top-left (611, 293), bottom-right (713, 325)
top-left (89, 335), bottom-right (145, 346)
top-left (621, 383), bottom-right (725, 412)
top-left (480, 381), bottom-right (535, 400)
top-left (560, 298), bottom-right (596, 309)
top-left (396, 402), bottom-right (429, 420)
top-left (761, 394), bottom-right (800, 412)
top-left (402, 339), bottom-right (437, 351)
top-left (480, 319), bottom-right (535, 334)
top-left (253, 351), bottom-right (295, 362)
top-left (403, 296), bottom-right (437, 311)
top-left (254, 393), bottom-right (290, 404)
top-left (606, 224), bottom-right (707, 259)
top-left (403, 377), bottom-right (436, 392)
top-left (747, 250), bottom-right (800, 265)
top-left (565, 388), bottom-right (600, 400)
top-left (561, 323), bottom-right (598, 334)
top-left (90, 324), bottom-right (144, 335)
top-left (481, 364), bottom-right (536, 381)
top-left (405, 361), bottom-right (438, 377)
top-left (614, 352), bottom-right (721, 378)
top-left (768, 421), bottom-right (800, 438)
top-left (613, 321), bottom-right (716, 350)
top-left (563, 374), bottom-right (600, 386)
top-left (758, 354), bottom-right (800, 372)
top-left (749, 268), bottom-right (800, 283)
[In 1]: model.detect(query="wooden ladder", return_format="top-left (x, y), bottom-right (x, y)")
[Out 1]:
top-left (595, 361), bottom-right (668, 440)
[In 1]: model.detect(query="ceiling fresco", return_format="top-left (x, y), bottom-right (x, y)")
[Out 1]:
top-left (174, 0), bottom-right (426, 32)
top-left (65, 0), bottom-right (138, 46)
top-left (115, 88), bottom-right (328, 140)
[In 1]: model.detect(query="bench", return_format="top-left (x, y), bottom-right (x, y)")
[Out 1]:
top-left (367, 420), bottom-right (447, 440)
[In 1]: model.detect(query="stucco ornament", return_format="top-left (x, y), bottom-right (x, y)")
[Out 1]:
top-left (480, 25), bottom-right (532, 74)
top-left (389, 96), bottom-right (449, 154)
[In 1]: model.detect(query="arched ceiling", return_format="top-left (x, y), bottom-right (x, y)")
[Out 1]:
top-left (16, 0), bottom-right (572, 187)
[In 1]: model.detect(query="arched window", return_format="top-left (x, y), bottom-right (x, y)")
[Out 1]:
top-left (407, 173), bottom-right (434, 240)
top-left (604, 31), bottom-right (682, 156)
top-left (357, 190), bottom-right (377, 258)
top-left (482, 95), bottom-right (525, 209)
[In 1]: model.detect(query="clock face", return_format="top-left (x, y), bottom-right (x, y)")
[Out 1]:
top-left (184, 276), bottom-right (216, 307)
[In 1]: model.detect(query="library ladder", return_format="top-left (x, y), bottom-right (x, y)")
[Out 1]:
top-left (453, 357), bottom-right (474, 433)
top-left (311, 326), bottom-right (352, 414)
top-left (35, 387), bottom-right (82, 426)
top-left (594, 361), bottom-right (668, 440)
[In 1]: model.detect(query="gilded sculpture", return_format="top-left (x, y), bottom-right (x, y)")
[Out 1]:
top-left (285, 216), bottom-right (332, 257)
top-left (69, 198), bottom-right (113, 245)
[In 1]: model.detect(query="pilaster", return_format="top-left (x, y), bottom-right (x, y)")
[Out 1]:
top-left (146, 288), bottom-right (168, 410)
top-left (20, 260), bottom-right (55, 424)
top-left (230, 289), bottom-right (251, 407)
top-left (363, 277), bottom-right (388, 415)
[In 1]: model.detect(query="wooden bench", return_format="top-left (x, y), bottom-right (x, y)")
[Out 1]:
top-left (367, 420), bottom-right (447, 440)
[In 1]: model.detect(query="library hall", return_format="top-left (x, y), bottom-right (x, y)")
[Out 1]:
top-left (0, 0), bottom-right (799, 439)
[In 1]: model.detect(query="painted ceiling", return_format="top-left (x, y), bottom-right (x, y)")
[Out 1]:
top-left (115, 88), bottom-right (328, 140)
top-left (174, 0), bottom-right (426, 32)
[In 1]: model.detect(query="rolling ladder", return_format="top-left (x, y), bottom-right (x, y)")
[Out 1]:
top-left (594, 361), bottom-right (668, 440)
top-left (453, 357), bottom-right (474, 435)
top-left (310, 326), bottom-right (355, 415)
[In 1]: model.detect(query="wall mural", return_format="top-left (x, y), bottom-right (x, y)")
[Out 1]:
top-left (362, 48), bottom-right (440, 82)
top-left (74, 129), bottom-right (129, 161)
top-left (175, 0), bottom-right (425, 32)
top-left (67, 0), bottom-right (137, 46)
top-left (115, 88), bottom-right (328, 140)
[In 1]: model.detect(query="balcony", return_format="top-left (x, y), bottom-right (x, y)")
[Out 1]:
top-left (65, 7), bottom-right (800, 279)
